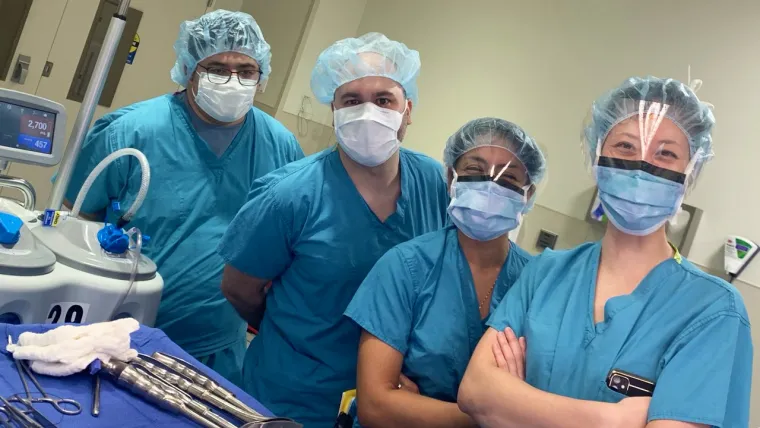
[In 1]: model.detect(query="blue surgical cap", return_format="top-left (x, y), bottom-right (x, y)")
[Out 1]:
top-left (444, 117), bottom-right (547, 185)
top-left (584, 76), bottom-right (715, 181)
top-left (170, 10), bottom-right (271, 87)
top-left (310, 32), bottom-right (421, 105)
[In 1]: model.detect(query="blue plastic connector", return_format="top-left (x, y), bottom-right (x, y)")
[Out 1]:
top-left (97, 223), bottom-right (130, 254)
top-left (0, 212), bottom-right (23, 245)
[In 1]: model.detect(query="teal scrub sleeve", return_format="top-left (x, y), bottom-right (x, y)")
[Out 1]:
top-left (61, 122), bottom-right (129, 216)
top-left (286, 134), bottom-right (305, 162)
top-left (218, 186), bottom-right (294, 280)
top-left (486, 256), bottom-right (540, 337)
top-left (344, 248), bottom-right (416, 355)
top-left (648, 314), bottom-right (752, 426)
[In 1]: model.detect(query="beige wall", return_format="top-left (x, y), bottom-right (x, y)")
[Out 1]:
top-left (241, 0), bottom-right (314, 110)
top-left (515, 204), bottom-right (605, 256)
top-left (279, 0), bottom-right (367, 124)
top-left (355, 0), bottom-right (760, 286)
top-left (275, 110), bottom-right (334, 155)
top-left (243, 0), bottom-right (367, 155)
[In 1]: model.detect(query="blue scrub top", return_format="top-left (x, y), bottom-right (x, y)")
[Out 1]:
top-left (345, 224), bottom-right (533, 403)
top-left (218, 148), bottom-right (449, 428)
top-left (488, 241), bottom-right (753, 427)
top-left (64, 93), bottom-right (304, 360)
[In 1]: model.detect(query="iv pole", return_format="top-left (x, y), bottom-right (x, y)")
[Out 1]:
top-left (47, 0), bottom-right (132, 210)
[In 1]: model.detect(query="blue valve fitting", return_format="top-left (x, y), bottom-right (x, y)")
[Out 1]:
top-left (97, 223), bottom-right (130, 254)
top-left (0, 212), bottom-right (22, 245)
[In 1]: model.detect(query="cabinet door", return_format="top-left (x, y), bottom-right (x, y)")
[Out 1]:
top-left (0, 0), bottom-right (66, 93)
top-left (8, 0), bottom-right (209, 208)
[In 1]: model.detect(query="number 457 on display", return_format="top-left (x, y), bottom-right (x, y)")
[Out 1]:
top-left (47, 302), bottom-right (90, 324)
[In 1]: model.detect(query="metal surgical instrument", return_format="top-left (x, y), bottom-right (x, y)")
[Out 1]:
top-left (92, 375), bottom-right (101, 416)
top-left (7, 336), bottom-right (82, 416)
top-left (152, 353), bottom-right (253, 411)
top-left (10, 397), bottom-right (56, 428)
top-left (103, 355), bottom-right (302, 428)
top-left (133, 355), bottom-right (262, 423)
top-left (101, 359), bottom-right (227, 428)
top-left (0, 396), bottom-right (41, 428)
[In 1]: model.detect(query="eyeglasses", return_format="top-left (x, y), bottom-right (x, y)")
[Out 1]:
top-left (197, 65), bottom-right (260, 86)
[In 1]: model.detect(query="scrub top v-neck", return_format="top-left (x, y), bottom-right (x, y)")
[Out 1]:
top-left (182, 92), bottom-right (243, 157)
top-left (345, 224), bottom-right (533, 402)
top-left (218, 147), bottom-right (450, 427)
top-left (63, 92), bottom-right (304, 364)
top-left (488, 241), bottom-right (752, 427)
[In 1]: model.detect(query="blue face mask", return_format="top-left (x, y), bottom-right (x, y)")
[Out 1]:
top-left (595, 157), bottom-right (686, 236)
top-left (447, 179), bottom-right (526, 242)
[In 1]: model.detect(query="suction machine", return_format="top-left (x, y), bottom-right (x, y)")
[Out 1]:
top-left (0, 88), bottom-right (163, 326)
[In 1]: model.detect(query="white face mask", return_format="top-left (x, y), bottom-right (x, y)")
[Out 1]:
top-left (334, 102), bottom-right (405, 167)
top-left (193, 72), bottom-right (256, 123)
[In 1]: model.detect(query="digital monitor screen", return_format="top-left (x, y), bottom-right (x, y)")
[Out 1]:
top-left (0, 100), bottom-right (56, 155)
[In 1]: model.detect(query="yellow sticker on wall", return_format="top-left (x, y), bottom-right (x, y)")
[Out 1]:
top-left (126, 33), bottom-right (140, 65)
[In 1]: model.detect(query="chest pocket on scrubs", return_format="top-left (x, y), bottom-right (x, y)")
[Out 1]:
top-left (597, 381), bottom-right (628, 403)
top-left (524, 317), bottom-right (559, 387)
top-left (595, 360), bottom-right (659, 402)
top-left (131, 152), bottom-right (194, 247)
top-left (409, 313), bottom-right (467, 395)
top-left (171, 164), bottom-right (214, 219)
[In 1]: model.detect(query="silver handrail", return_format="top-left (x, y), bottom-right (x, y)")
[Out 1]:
top-left (0, 175), bottom-right (36, 210)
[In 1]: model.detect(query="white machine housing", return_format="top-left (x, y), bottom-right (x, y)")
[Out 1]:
top-left (0, 87), bottom-right (163, 327)
top-left (0, 199), bottom-right (163, 326)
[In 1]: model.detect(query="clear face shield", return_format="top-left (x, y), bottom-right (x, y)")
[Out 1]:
top-left (447, 146), bottom-right (534, 242)
top-left (591, 100), bottom-right (706, 236)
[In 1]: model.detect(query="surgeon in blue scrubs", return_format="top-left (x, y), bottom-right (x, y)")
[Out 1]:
top-left (218, 33), bottom-right (450, 427)
top-left (62, 10), bottom-right (303, 385)
top-left (344, 118), bottom-right (547, 427)
top-left (459, 76), bottom-right (753, 428)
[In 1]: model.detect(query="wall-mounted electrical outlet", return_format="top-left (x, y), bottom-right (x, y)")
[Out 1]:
top-left (536, 229), bottom-right (558, 250)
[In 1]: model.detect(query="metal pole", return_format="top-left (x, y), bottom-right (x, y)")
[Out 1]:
top-left (47, 0), bottom-right (131, 210)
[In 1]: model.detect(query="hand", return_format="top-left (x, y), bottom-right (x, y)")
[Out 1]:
top-left (492, 327), bottom-right (526, 380)
top-left (609, 397), bottom-right (651, 428)
top-left (398, 373), bottom-right (419, 394)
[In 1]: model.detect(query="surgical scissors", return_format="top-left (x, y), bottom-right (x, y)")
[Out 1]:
top-left (7, 397), bottom-right (56, 428)
top-left (7, 336), bottom-right (82, 416)
top-left (0, 396), bottom-right (42, 428)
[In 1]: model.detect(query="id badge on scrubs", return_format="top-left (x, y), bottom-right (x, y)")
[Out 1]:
top-left (607, 369), bottom-right (655, 397)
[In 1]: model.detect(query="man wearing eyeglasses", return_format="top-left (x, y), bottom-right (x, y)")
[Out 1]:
top-left (59, 10), bottom-right (303, 386)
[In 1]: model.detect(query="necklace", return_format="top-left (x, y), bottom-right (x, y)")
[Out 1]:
top-left (478, 284), bottom-right (496, 310)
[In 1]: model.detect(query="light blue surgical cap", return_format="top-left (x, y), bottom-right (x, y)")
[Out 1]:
top-left (310, 32), bottom-right (421, 105)
top-left (170, 10), bottom-right (271, 87)
top-left (444, 117), bottom-right (547, 185)
top-left (583, 76), bottom-right (715, 186)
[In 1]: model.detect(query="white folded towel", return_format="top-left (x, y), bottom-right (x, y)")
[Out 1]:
top-left (6, 318), bottom-right (140, 376)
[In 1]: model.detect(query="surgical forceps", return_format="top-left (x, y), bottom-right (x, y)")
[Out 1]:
top-left (7, 336), bottom-right (82, 416)
top-left (1, 395), bottom-right (58, 428)
top-left (0, 394), bottom-right (57, 428)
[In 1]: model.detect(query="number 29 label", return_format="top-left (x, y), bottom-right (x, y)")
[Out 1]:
top-left (47, 302), bottom-right (90, 324)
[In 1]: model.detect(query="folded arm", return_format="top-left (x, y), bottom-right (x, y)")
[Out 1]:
top-left (485, 327), bottom-right (708, 428)
top-left (458, 328), bottom-right (626, 428)
top-left (356, 331), bottom-right (476, 428)
top-left (220, 264), bottom-right (269, 329)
